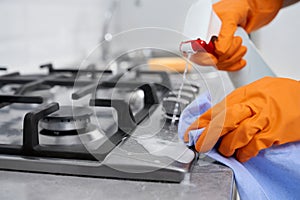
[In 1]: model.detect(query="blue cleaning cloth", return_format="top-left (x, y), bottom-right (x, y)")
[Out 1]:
top-left (178, 93), bottom-right (300, 200)
top-left (178, 92), bottom-right (212, 146)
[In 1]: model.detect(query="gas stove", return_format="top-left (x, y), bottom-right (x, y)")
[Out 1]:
top-left (0, 63), bottom-right (204, 183)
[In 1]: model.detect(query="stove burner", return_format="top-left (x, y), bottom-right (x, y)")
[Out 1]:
top-left (39, 124), bottom-right (104, 148)
top-left (40, 106), bottom-right (93, 132)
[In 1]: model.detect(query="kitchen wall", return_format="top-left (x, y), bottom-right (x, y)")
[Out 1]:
top-left (251, 2), bottom-right (300, 80)
top-left (0, 0), bottom-right (108, 73)
top-left (0, 0), bottom-right (194, 74)
top-left (111, 0), bottom-right (194, 53)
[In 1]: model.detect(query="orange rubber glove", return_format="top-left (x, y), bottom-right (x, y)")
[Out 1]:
top-left (189, 0), bottom-right (283, 71)
top-left (184, 77), bottom-right (300, 162)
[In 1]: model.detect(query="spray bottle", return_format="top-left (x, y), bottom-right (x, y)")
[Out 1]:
top-left (180, 0), bottom-right (275, 88)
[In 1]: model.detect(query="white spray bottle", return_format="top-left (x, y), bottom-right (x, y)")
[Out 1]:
top-left (181, 0), bottom-right (276, 88)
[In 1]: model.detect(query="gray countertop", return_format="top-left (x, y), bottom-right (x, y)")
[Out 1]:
top-left (0, 157), bottom-right (235, 200)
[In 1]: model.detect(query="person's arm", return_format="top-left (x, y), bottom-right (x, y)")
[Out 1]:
top-left (283, 0), bottom-right (300, 7)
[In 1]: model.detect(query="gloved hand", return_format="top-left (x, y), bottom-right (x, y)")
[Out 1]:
top-left (181, 77), bottom-right (300, 162)
top-left (189, 0), bottom-right (283, 71)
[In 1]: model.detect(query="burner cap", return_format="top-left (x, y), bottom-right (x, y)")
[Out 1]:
top-left (40, 106), bottom-right (93, 132)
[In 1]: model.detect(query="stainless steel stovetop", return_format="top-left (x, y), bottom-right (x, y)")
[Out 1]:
top-left (0, 63), bottom-right (209, 183)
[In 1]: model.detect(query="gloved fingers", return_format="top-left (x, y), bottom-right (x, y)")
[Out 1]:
top-left (213, 1), bottom-right (238, 54)
top-left (214, 20), bottom-right (237, 56)
top-left (188, 52), bottom-right (217, 66)
top-left (217, 59), bottom-right (247, 71)
top-left (235, 130), bottom-right (275, 162)
top-left (214, 35), bottom-right (247, 71)
top-left (216, 45), bottom-right (247, 71)
top-left (184, 98), bottom-right (228, 140)
top-left (186, 128), bottom-right (205, 146)
top-left (183, 109), bottom-right (212, 142)
top-left (218, 115), bottom-right (261, 157)
top-left (183, 91), bottom-right (248, 143)
top-left (217, 36), bottom-right (243, 61)
top-left (219, 44), bottom-right (247, 65)
top-left (194, 103), bottom-right (253, 152)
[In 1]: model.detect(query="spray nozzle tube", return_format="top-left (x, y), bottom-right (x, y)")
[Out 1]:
top-left (180, 36), bottom-right (217, 56)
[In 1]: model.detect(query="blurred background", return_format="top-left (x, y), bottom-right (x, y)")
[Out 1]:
top-left (0, 0), bottom-right (299, 79)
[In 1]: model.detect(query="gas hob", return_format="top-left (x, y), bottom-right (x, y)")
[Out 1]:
top-left (0, 63), bottom-right (207, 183)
